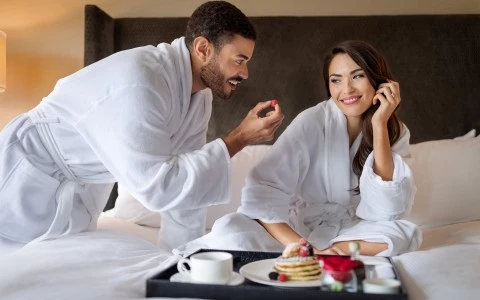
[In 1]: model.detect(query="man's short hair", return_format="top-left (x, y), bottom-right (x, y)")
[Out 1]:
top-left (185, 1), bottom-right (256, 51)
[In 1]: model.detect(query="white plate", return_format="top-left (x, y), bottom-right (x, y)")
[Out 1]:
top-left (239, 258), bottom-right (323, 288)
top-left (169, 271), bottom-right (245, 286)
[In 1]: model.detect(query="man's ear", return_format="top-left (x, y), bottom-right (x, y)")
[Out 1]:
top-left (192, 36), bottom-right (213, 63)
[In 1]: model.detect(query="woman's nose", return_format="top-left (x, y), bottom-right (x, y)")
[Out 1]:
top-left (344, 79), bottom-right (354, 92)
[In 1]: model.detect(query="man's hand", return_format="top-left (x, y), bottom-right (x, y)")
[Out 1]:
top-left (223, 100), bottom-right (284, 157)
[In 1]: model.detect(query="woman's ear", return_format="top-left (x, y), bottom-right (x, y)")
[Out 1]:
top-left (192, 37), bottom-right (212, 63)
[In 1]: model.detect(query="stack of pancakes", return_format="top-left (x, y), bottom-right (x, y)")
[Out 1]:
top-left (273, 241), bottom-right (322, 281)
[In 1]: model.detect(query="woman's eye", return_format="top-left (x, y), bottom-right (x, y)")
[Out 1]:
top-left (353, 74), bottom-right (364, 79)
top-left (330, 79), bottom-right (340, 84)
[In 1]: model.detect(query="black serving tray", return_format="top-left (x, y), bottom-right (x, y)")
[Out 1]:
top-left (146, 249), bottom-right (408, 300)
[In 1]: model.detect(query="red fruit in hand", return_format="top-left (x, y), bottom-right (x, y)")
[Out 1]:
top-left (278, 273), bottom-right (288, 282)
top-left (271, 99), bottom-right (278, 106)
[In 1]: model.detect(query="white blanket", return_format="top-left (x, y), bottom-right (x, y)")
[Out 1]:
top-left (0, 230), bottom-right (176, 300)
top-left (1, 216), bottom-right (478, 300)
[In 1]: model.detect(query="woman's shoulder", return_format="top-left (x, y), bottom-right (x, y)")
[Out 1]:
top-left (281, 100), bottom-right (330, 140)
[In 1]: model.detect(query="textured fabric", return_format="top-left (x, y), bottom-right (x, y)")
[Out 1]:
top-left (176, 100), bottom-right (421, 257)
top-left (0, 37), bottom-right (231, 246)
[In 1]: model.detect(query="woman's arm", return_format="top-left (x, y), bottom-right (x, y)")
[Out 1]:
top-left (372, 125), bottom-right (394, 181)
top-left (257, 221), bottom-right (302, 246)
top-left (371, 80), bottom-right (402, 181)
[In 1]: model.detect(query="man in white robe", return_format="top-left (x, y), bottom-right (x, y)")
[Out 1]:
top-left (0, 1), bottom-right (284, 254)
top-left (175, 99), bottom-right (422, 257)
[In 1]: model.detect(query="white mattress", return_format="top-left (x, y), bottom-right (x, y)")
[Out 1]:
top-left (1, 216), bottom-right (479, 300)
top-left (394, 220), bottom-right (480, 300)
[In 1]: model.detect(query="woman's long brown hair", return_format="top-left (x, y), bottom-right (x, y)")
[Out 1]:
top-left (322, 40), bottom-right (402, 193)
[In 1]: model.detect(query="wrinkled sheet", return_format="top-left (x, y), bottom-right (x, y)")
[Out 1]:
top-left (0, 216), bottom-right (183, 300)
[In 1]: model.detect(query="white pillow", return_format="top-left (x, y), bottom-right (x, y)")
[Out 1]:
top-left (206, 145), bottom-right (271, 229)
top-left (110, 145), bottom-right (272, 230)
top-left (453, 129), bottom-right (476, 140)
top-left (405, 134), bottom-right (480, 228)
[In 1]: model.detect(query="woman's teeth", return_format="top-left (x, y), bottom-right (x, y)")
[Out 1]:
top-left (343, 97), bottom-right (359, 104)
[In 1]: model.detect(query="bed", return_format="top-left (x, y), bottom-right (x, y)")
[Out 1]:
top-left (0, 5), bottom-right (478, 300)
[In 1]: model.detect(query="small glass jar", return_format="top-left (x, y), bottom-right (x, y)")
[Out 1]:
top-left (319, 256), bottom-right (358, 292)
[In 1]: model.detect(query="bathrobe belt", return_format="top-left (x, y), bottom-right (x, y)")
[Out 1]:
top-left (27, 109), bottom-right (78, 243)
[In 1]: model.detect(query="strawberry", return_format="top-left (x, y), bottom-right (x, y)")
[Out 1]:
top-left (278, 273), bottom-right (288, 282)
top-left (299, 246), bottom-right (310, 257)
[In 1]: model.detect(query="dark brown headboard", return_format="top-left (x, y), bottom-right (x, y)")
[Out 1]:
top-left (84, 5), bottom-right (480, 209)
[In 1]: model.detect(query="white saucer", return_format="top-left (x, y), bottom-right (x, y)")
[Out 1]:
top-left (170, 271), bottom-right (245, 286)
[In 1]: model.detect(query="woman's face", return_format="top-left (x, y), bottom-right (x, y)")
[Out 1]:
top-left (328, 53), bottom-right (376, 120)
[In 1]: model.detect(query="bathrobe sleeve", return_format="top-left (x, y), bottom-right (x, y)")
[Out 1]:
top-left (356, 124), bottom-right (416, 221)
top-left (239, 111), bottom-right (314, 224)
top-left (74, 85), bottom-right (230, 212)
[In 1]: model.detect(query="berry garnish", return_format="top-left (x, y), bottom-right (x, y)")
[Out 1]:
top-left (278, 273), bottom-right (288, 282)
top-left (299, 246), bottom-right (309, 257)
top-left (299, 238), bottom-right (308, 246)
top-left (268, 271), bottom-right (279, 280)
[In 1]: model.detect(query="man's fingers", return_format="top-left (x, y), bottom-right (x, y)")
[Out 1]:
top-left (253, 100), bottom-right (275, 115)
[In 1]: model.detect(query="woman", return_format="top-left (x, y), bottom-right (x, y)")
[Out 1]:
top-left (177, 40), bottom-right (421, 257)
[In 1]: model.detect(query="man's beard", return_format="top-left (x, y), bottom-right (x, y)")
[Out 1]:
top-left (200, 57), bottom-right (234, 99)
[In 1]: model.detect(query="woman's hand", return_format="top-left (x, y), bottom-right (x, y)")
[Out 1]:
top-left (372, 80), bottom-right (401, 127)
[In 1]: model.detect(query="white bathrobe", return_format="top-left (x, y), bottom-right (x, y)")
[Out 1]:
top-left (176, 99), bottom-right (422, 257)
top-left (0, 37), bottom-right (230, 251)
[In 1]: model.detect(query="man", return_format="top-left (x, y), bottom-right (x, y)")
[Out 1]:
top-left (0, 1), bottom-right (284, 254)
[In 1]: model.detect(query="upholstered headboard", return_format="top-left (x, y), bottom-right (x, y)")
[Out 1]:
top-left (84, 5), bottom-right (480, 209)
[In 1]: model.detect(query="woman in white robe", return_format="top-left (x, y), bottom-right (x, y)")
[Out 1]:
top-left (177, 40), bottom-right (422, 257)
top-left (0, 2), bottom-right (284, 255)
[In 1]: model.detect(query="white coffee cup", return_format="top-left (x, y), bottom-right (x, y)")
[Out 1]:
top-left (363, 278), bottom-right (401, 294)
top-left (177, 251), bottom-right (233, 284)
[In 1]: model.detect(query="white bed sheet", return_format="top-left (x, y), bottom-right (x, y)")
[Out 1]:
top-left (0, 215), bottom-right (179, 300)
top-left (98, 211), bottom-right (160, 245)
top-left (394, 220), bottom-right (480, 300)
top-left (1, 215), bottom-right (479, 300)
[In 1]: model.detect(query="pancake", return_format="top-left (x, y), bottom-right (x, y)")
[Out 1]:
top-left (269, 239), bottom-right (322, 282)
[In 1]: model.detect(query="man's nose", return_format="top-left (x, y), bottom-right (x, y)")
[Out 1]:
top-left (240, 64), bottom-right (248, 80)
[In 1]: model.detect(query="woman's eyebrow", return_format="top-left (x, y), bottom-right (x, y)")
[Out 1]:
top-left (350, 68), bottom-right (363, 74)
top-left (329, 68), bottom-right (364, 78)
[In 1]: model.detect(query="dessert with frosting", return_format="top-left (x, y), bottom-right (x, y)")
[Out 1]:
top-left (268, 238), bottom-right (321, 282)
